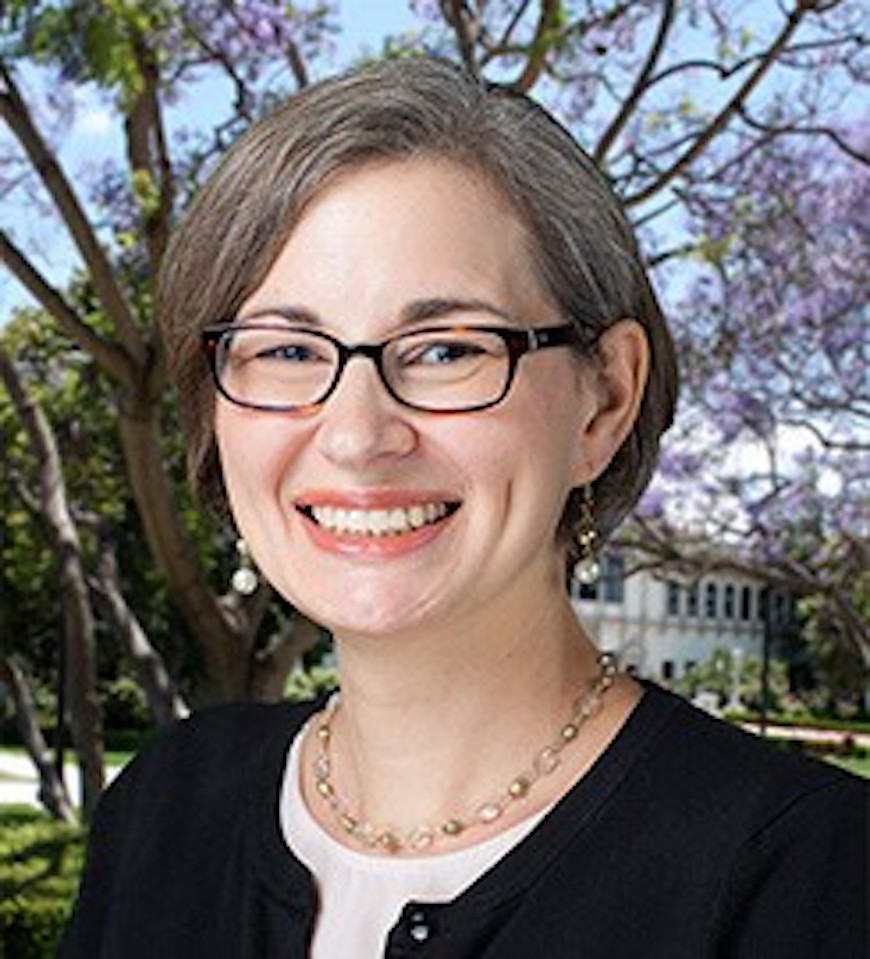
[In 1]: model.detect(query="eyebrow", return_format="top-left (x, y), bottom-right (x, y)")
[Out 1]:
top-left (239, 297), bottom-right (516, 330)
top-left (238, 305), bottom-right (322, 326)
top-left (400, 297), bottom-right (515, 325)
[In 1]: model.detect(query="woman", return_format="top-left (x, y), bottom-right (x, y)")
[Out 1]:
top-left (60, 58), bottom-right (865, 958)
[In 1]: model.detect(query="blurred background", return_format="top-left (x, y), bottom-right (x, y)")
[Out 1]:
top-left (0, 2), bottom-right (867, 948)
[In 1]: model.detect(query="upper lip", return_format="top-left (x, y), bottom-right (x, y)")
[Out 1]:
top-left (294, 489), bottom-right (462, 510)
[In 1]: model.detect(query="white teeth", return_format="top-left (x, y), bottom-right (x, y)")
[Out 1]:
top-left (308, 502), bottom-right (453, 536)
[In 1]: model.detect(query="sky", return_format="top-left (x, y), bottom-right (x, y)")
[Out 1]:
top-left (339, 0), bottom-right (418, 54)
top-left (0, 0), bottom-right (420, 318)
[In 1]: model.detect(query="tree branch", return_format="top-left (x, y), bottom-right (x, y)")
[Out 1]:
top-left (249, 615), bottom-right (322, 702)
top-left (91, 539), bottom-right (189, 727)
top-left (11, 472), bottom-right (42, 516)
top-left (0, 230), bottom-right (136, 384)
top-left (736, 106), bottom-right (870, 165)
top-left (0, 656), bottom-right (76, 821)
top-left (0, 348), bottom-right (105, 814)
top-left (284, 38), bottom-right (310, 89)
top-left (642, 31), bottom-right (864, 94)
top-left (0, 60), bottom-right (145, 362)
top-left (178, 18), bottom-right (254, 122)
top-left (624, 2), bottom-right (814, 207)
top-left (594, 0), bottom-right (676, 164)
top-left (441, 0), bottom-right (480, 74)
top-left (480, 0), bottom-right (533, 67)
top-left (125, 32), bottom-right (174, 280)
top-left (508, 0), bottom-right (563, 93)
top-left (646, 241), bottom-right (701, 268)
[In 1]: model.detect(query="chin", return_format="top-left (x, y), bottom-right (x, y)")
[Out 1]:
top-left (289, 579), bottom-right (445, 642)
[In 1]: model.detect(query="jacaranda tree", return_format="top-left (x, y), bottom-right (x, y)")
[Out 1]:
top-left (1, 2), bottom-right (867, 760)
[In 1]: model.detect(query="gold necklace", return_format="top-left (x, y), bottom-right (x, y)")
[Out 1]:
top-left (311, 652), bottom-right (618, 854)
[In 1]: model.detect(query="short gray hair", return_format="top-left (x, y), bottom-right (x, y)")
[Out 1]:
top-left (158, 56), bottom-right (678, 546)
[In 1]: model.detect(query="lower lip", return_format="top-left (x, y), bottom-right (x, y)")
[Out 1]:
top-left (298, 510), bottom-right (456, 558)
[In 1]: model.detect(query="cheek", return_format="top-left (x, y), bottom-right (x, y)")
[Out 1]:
top-left (215, 409), bottom-right (304, 510)
top-left (442, 390), bottom-right (582, 510)
top-left (507, 372), bottom-right (590, 471)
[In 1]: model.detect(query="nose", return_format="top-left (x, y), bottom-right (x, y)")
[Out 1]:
top-left (314, 356), bottom-right (418, 468)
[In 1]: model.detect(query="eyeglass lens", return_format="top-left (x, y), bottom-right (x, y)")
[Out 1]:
top-left (215, 325), bottom-right (514, 412)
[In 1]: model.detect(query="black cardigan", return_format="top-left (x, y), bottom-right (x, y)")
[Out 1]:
top-left (58, 683), bottom-right (867, 957)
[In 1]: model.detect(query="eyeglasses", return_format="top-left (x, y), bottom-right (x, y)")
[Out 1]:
top-left (201, 321), bottom-right (586, 414)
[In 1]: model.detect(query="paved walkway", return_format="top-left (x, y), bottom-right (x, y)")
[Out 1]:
top-left (738, 722), bottom-right (870, 749)
top-left (0, 750), bottom-right (123, 808)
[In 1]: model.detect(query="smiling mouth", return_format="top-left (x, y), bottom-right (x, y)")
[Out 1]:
top-left (298, 502), bottom-right (461, 537)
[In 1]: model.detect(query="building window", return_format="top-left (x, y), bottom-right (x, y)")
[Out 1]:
top-left (723, 584), bottom-right (735, 619)
top-left (740, 585), bottom-right (752, 621)
top-left (602, 554), bottom-right (625, 603)
top-left (661, 660), bottom-right (675, 681)
top-left (666, 581), bottom-right (680, 617)
top-left (705, 582), bottom-right (718, 618)
top-left (687, 585), bottom-right (699, 617)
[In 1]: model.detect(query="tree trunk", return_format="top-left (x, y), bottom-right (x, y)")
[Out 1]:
top-left (116, 390), bottom-right (257, 701)
top-left (0, 350), bottom-right (105, 816)
top-left (250, 617), bottom-right (323, 702)
top-left (0, 657), bottom-right (76, 822)
top-left (3, 61), bottom-right (312, 707)
top-left (58, 540), bottom-right (105, 814)
top-left (94, 542), bottom-right (190, 726)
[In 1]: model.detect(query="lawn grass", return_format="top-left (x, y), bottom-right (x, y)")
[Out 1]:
top-left (824, 753), bottom-right (870, 779)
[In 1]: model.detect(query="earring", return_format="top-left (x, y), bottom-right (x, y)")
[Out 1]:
top-left (230, 538), bottom-right (259, 595)
top-left (573, 484), bottom-right (601, 585)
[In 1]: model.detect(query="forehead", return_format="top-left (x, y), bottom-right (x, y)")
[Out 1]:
top-left (238, 158), bottom-right (552, 331)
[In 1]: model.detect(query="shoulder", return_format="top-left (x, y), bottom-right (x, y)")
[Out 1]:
top-left (59, 700), bottom-right (324, 956)
top-left (606, 685), bottom-right (866, 952)
top-left (102, 697), bottom-right (323, 820)
top-left (636, 683), bottom-right (866, 836)
top-left (142, 698), bottom-right (318, 758)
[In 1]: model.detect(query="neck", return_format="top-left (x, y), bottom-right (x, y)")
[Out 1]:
top-left (309, 590), bottom-right (618, 849)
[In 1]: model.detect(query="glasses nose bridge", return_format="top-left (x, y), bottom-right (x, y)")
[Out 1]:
top-left (334, 339), bottom-right (392, 396)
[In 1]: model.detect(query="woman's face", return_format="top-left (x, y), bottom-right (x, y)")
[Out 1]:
top-left (215, 158), bottom-right (607, 638)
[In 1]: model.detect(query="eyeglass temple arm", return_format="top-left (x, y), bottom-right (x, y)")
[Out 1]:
top-left (529, 324), bottom-right (593, 350)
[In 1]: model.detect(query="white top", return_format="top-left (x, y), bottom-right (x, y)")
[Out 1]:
top-left (280, 725), bottom-right (548, 958)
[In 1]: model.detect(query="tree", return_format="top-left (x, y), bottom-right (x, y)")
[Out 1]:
top-left (2, 0), bottom-right (328, 701)
top-left (0, 345), bottom-right (104, 813)
top-left (0, 656), bottom-right (76, 821)
top-left (1, 335), bottom-right (189, 815)
top-left (632, 133), bottom-right (869, 673)
top-left (1, 1), bottom-right (867, 714)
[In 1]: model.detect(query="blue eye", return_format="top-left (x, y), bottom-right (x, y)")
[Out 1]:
top-left (405, 341), bottom-right (487, 366)
top-left (259, 343), bottom-right (322, 363)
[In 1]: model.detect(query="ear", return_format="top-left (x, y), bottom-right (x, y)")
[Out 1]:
top-left (572, 318), bottom-right (649, 485)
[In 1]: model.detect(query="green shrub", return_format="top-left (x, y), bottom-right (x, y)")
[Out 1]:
top-left (101, 677), bottom-right (150, 731)
top-left (0, 806), bottom-right (84, 959)
top-left (285, 664), bottom-right (339, 702)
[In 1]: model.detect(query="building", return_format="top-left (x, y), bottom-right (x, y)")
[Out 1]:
top-left (570, 551), bottom-right (779, 682)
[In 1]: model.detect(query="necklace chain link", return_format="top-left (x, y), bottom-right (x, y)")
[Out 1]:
top-left (311, 652), bottom-right (618, 854)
